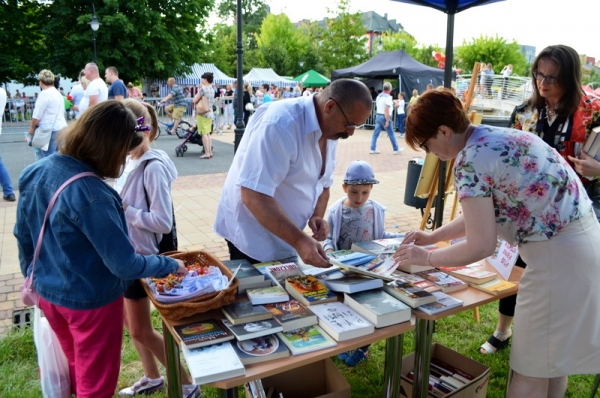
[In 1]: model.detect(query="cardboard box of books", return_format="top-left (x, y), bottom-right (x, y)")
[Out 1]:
top-left (261, 358), bottom-right (350, 398)
top-left (399, 343), bottom-right (490, 398)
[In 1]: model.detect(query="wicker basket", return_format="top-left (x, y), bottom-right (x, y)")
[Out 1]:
top-left (142, 251), bottom-right (239, 320)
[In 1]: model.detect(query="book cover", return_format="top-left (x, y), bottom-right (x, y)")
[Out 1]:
top-left (310, 301), bottom-right (374, 341)
top-left (263, 300), bottom-right (318, 332)
top-left (276, 325), bottom-right (337, 355)
top-left (246, 286), bottom-right (289, 305)
top-left (321, 275), bottom-right (383, 294)
top-left (221, 259), bottom-right (264, 284)
top-left (284, 275), bottom-right (337, 306)
top-left (382, 279), bottom-right (437, 308)
top-left (417, 291), bottom-right (464, 315)
top-left (181, 342), bottom-right (245, 385)
top-left (252, 261), bottom-right (282, 277)
top-left (326, 250), bottom-right (376, 267)
top-left (447, 268), bottom-right (497, 284)
top-left (231, 334), bottom-right (290, 365)
top-left (237, 278), bottom-right (273, 294)
top-left (343, 290), bottom-right (412, 328)
top-left (173, 319), bottom-right (235, 349)
top-left (221, 301), bottom-right (273, 325)
top-left (414, 270), bottom-right (468, 293)
top-left (469, 279), bottom-right (518, 295)
top-left (221, 318), bottom-right (283, 341)
top-left (351, 236), bottom-right (405, 255)
top-left (265, 262), bottom-right (304, 288)
top-left (396, 262), bottom-right (435, 274)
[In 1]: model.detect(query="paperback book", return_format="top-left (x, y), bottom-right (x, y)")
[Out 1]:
top-left (382, 278), bottom-right (437, 308)
top-left (221, 259), bottom-right (265, 285)
top-left (263, 300), bottom-right (318, 332)
top-left (231, 334), bottom-right (290, 365)
top-left (284, 275), bottom-right (337, 306)
top-left (221, 301), bottom-right (273, 325)
top-left (417, 291), bottom-right (464, 315)
top-left (237, 278), bottom-right (273, 294)
top-left (351, 236), bottom-right (405, 255)
top-left (265, 262), bottom-right (304, 288)
top-left (446, 268), bottom-right (497, 284)
top-left (321, 275), bottom-right (383, 294)
top-left (414, 270), bottom-right (468, 293)
top-left (221, 318), bottom-right (283, 341)
top-left (326, 250), bottom-right (376, 267)
top-left (277, 325), bottom-right (337, 355)
top-left (173, 319), bottom-right (235, 349)
top-left (181, 342), bottom-right (245, 385)
top-left (469, 279), bottom-right (518, 295)
top-left (343, 290), bottom-right (412, 328)
top-left (310, 301), bottom-right (374, 341)
top-left (252, 261), bottom-right (282, 277)
top-left (246, 286), bottom-right (289, 305)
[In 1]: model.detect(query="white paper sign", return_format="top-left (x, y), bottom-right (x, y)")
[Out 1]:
top-left (486, 238), bottom-right (518, 281)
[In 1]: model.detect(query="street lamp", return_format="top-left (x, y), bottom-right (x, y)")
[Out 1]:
top-left (88, 4), bottom-right (101, 63)
top-left (234, 0), bottom-right (244, 153)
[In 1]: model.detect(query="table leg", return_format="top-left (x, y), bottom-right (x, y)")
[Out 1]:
top-left (217, 388), bottom-right (239, 398)
top-left (383, 334), bottom-right (404, 398)
top-left (163, 321), bottom-right (183, 398)
top-left (412, 319), bottom-right (435, 398)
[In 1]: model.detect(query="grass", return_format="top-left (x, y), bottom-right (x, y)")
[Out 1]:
top-left (0, 303), bottom-right (596, 398)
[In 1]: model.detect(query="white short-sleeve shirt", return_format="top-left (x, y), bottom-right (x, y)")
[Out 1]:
top-left (375, 93), bottom-right (393, 114)
top-left (32, 87), bottom-right (67, 131)
top-left (214, 96), bottom-right (338, 261)
top-left (79, 77), bottom-right (108, 115)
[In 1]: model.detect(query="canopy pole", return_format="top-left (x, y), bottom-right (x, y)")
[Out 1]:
top-left (234, 0), bottom-right (245, 153)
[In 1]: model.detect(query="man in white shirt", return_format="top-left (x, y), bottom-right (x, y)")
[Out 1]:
top-left (74, 62), bottom-right (108, 115)
top-left (370, 82), bottom-right (403, 155)
top-left (214, 79), bottom-right (373, 268)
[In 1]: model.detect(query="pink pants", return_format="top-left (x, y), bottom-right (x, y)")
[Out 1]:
top-left (38, 296), bottom-right (124, 398)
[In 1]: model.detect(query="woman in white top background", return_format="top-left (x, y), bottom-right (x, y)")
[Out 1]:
top-left (28, 69), bottom-right (67, 160)
top-left (501, 64), bottom-right (513, 99)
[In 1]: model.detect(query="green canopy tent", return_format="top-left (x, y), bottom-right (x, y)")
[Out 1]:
top-left (293, 69), bottom-right (330, 88)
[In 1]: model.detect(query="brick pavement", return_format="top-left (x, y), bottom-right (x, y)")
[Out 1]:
top-left (0, 128), bottom-right (459, 335)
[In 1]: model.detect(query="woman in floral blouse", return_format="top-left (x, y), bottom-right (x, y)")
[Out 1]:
top-left (396, 89), bottom-right (600, 398)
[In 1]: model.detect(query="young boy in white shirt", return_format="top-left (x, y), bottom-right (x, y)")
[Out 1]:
top-left (323, 160), bottom-right (403, 366)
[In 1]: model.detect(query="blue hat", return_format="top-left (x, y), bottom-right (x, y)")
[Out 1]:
top-left (343, 161), bottom-right (379, 185)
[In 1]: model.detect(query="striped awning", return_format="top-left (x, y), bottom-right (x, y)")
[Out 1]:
top-left (178, 64), bottom-right (236, 86)
top-left (243, 68), bottom-right (296, 88)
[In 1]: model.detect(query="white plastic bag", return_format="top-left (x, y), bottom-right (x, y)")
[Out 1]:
top-left (33, 306), bottom-right (71, 398)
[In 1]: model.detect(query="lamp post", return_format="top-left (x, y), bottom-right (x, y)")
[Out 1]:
top-left (88, 4), bottom-right (100, 64)
top-left (233, 0), bottom-right (244, 153)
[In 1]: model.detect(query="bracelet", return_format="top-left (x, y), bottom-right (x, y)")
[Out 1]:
top-left (427, 251), bottom-right (434, 267)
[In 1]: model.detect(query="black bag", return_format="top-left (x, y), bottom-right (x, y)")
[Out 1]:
top-left (143, 160), bottom-right (178, 254)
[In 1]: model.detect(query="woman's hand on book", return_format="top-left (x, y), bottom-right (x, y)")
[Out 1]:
top-left (392, 243), bottom-right (429, 266)
top-left (400, 230), bottom-right (435, 246)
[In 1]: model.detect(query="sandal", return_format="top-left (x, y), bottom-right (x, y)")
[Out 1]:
top-left (199, 155), bottom-right (211, 159)
top-left (480, 330), bottom-right (512, 355)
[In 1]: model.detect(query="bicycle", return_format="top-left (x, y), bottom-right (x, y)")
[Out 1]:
top-left (157, 119), bottom-right (193, 139)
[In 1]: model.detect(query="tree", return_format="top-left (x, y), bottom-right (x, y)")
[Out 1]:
top-left (209, 22), bottom-right (262, 76)
top-left (295, 21), bottom-right (326, 76)
top-left (380, 31), bottom-right (442, 68)
top-left (0, 0), bottom-right (47, 83)
top-left (320, 0), bottom-right (367, 75)
top-left (455, 35), bottom-right (527, 76)
top-left (42, 0), bottom-right (214, 83)
top-left (217, 0), bottom-right (268, 50)
top-left (255, 13), bottom-right (305, 76)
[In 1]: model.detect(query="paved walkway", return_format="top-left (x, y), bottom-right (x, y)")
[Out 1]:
top-left (0, 128), bottom-right (459, 335)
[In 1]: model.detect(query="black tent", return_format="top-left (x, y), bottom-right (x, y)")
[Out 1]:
top-left (331, 50), bottom-right (454, 97)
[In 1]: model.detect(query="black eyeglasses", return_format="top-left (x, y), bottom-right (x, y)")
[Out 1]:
top-left (419, 138), bottom-right (430, 153)
top-left (532, 70), bottom-right (556, 85)
top-left (329, 97), bottom-right (361, 129)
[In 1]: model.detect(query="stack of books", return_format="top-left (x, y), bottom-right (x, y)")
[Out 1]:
top-left (310, 301), bottom-right (375, 341)
top-left (221, 259), bottom-right (272, 294)
top-left (343, 290), bottom-right (412, 328)
top-left (382, 278), bottom-right (437, 308)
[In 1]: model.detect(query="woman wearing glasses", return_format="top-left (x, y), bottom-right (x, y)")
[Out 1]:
top-left (397, 89), bottom-right (600, 398)
top-left (476, 45), bottom-right (600, 358)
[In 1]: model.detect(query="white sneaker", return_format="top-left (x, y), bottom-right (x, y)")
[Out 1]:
top-left (393, 149), bottom-right (404, 155)
top-left (119, 376), bottom-right (164, 396)
top-left (369, 150), bottom-right (380, 154)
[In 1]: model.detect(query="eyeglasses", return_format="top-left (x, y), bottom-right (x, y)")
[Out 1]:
top-left (329, 97), bottom-right (361, 129)
top-left (419, 138), bottom-right (430, 153)
top-left (532, 70), bottom-right (556, 85)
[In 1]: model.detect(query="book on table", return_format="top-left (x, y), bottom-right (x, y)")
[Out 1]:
top-left (246, 286), bottom-right (289, 305)
top-left (221, 301), bottom-right (273, 325)
top-left (221, 318), bottom-right (283, 341)
top-left (230, 333), bottom-right (290, 365)
top-left (181, 342), bottom-right (245, 385)
top-left (382, 278), bottom-right (437, 308)
top-left (173, 319), bottom-right (235, 349)
top-left (263, 300), bottom-right (318, 332)
top-left (252, 261), bottom-right (282, 277)
top-left (276, 324), bottom-right (337, 355)
top-left (326, 250), bottom-right (376, 267)
top-left (264, 262), bottom-right (304, 288)
top-left (343, 289), bottom-right (412, 328)
top-left (284, 275), bottom-right (337, 306)
top-left (328, 253), bottom-right (398, 282)
top-left (221, 259), bottom-right (265, 285)
top-left (416, 291), bottom-right (464, 315)
top-left (468, 278), bottom-right (518, 295)
top-left (310, 301), bottom-right (375, 341)
top-left (236, 278), bottom-right (273, 294)
top-left (413, 270), bottom-right (468, 293)
top-left (320, 274), bottom-right (383, 294)
top-left (351, 237), bottom-right (405, 255)
top-left (395, 272), bottom-right (442, 293)
top-left (445, 267), bottom-right (497, 284)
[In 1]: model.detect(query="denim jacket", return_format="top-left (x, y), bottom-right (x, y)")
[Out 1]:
top-left (14, 154), bottom-right (178, 310)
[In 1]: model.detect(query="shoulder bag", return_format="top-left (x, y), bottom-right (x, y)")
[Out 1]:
top-left (21, 172), bottom-right (99, 307)
top-left (194, 93), bottom-right (210, 116)
top-left (31, 111), bottom-right (59, 151)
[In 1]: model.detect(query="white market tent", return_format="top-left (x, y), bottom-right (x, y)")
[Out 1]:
top-left (243, 68), bottom-right (296, 88)
top-left (153, 63), bottom-right (235, 96)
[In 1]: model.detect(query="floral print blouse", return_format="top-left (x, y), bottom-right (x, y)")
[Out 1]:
top-left (454, 125), bottom-right (591, 245)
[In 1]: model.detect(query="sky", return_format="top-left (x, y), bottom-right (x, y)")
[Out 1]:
top-left (265, 0), bottom-right (599, 61)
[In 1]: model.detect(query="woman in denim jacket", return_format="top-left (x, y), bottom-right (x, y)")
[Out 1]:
top-left (14, 101), bottom-right (187, 398)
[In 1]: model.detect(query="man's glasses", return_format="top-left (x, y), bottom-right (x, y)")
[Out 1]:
top-left (329, 97), bottom-right (361, 129)
top-left (532, 70), bottom-right (556, 85)
top-left (419, 138), bottom-right (430, 153)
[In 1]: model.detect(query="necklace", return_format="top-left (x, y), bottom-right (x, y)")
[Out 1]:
top-left (545, 103), bottom-right (556, 119)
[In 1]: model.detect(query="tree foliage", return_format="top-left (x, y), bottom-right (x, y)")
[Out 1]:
top-left (380, 31), bottom-right (442, 67)
top-left (255, 13), bottom-right (307, 76)
top-left (320, 0), bottom-right (367, 75)
top-left (42, 0), bottom-right (213, 83)
top-left (216, 0), bottom-right (267, 50)
top-left (455, 35), bottom-right (527, 76)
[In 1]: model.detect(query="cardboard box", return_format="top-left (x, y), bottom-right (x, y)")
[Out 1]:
top-left (261, 358), bottom-right (351, 398)
top-left (400, 343), bottom-right (490, 398)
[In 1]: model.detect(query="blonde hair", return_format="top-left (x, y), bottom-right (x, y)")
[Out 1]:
top-left (80, 76), bottom-right (90, 89)
top-left (167, 77), bottom-right (176, 84)
top-left (38, 69), bottom-right (55, 85)
top-left (121, 99), bottom-right (159, 142)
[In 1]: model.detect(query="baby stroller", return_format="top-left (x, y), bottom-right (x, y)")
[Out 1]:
top-left (174, 121), bottom-right (214, 157)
